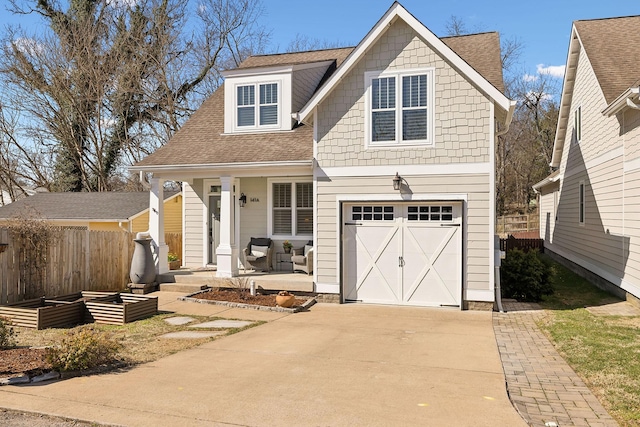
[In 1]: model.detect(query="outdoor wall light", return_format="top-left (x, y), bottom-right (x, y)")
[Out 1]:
top-left (239, 193), bottom-right (247, 207)
top-left (0, 243), bottom-right (7, 254)
top-left (393, 172), bottom-right (402, 190)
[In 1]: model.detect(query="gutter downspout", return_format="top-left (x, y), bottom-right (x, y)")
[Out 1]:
top-left (493, 100), bottom-right (515, 312)
top-left (494, 235), bottom-right (505, 313)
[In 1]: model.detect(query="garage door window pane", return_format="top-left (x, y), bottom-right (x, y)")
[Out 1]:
top-left (352, 206), bottom-right (394, 221)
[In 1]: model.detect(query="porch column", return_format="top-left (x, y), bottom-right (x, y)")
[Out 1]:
top-left (216, 176), bottom-right (239, 277)
top-left (149, 177), bottom-right (169, 274)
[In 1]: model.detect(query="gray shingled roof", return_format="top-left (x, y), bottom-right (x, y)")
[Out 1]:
top-left (0, 192), bottom-right (177, 221)
top-left (135, 31), bottom-right (505, 168)
top-left (575, 16), bottom-right (640, 104)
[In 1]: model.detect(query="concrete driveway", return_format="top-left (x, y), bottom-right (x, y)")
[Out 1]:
top-left (0, 303), bottom-right (526, 426)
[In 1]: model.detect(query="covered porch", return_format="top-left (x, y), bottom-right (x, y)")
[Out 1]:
top-left (139, 162), bottom-right (315, 286)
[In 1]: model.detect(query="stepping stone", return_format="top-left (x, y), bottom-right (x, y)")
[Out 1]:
top-left (164, 316), bottom-right (196, 326)
top-left (189, 320), bottom-right (254, 329)
top-left (160, 331), bottom-right (225, 339)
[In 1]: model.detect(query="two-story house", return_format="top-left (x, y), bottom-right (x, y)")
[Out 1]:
top-left (534, 15), bottom-right (640, 303)
top-left (131, 2), bottom-right (515, 309)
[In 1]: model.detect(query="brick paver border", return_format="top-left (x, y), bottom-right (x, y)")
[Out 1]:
top-left (493, 302), bottom-right (618, 427)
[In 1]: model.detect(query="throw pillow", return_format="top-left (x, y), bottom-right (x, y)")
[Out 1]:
top-left (251, 245), bottom-right (268, 258)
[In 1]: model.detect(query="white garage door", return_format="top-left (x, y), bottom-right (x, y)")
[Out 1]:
top-left (343, 202), bottom-right (462, 307)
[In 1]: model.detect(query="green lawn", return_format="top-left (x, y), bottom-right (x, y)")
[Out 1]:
top-left (537, 256), bottom-right (640, 426)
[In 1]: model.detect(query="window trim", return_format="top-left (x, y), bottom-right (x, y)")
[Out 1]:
top-left (574, 105), bottom-right (582, 143)
top-left (267, 178), bottom-right (314, 239)
top-left (364, 68), bottom-right (435, 148)
top-left (234, 81), bottom-right (282, 131)
top-left (579, 180), bottom-right (585, 225)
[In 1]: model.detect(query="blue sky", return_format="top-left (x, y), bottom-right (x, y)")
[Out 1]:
top-left (264, 0), bottom-right (639, 81)
top-left (0, 0), bottom-right (637, 82)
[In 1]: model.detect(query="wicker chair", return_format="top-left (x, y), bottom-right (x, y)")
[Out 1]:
top-left (242, 237), bottom-right (274, 272)
top-left (291, 240), bottom-right (313, 275)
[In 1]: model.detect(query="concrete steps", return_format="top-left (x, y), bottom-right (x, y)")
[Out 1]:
top-left (157, 269), bottom-right (314, 293)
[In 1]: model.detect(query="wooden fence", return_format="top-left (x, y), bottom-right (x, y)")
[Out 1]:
top-left (165, 232), bottom-right (182, 261)
top-left (499, 235), bottom-right (544, 253)
top-left (496, 213), bottom-right (539, 237)
top-left (0, 228), bottom-right (182, 305)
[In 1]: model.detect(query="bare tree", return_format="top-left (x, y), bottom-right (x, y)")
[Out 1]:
top-left (285, 33), bottom-right (350, 53)
top-left (0, 0), bottom-right (269, 192)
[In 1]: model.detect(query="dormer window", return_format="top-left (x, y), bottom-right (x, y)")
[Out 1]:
top-left (236, 82), bottom-right (279, 129)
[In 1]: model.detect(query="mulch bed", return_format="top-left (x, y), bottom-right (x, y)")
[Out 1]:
top-left (191, 290), bottom-right (306, 308)
top-left (0, 348), bottom-right (52, 377)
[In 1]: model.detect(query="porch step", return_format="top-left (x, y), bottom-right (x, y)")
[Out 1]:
top-left (159, 283), bottom-right (210, 294)
top-left (157, 270), bottom-right (314, 293)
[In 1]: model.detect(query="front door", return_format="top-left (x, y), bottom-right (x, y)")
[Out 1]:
top-left (208, 195), bottom-right (221, 264)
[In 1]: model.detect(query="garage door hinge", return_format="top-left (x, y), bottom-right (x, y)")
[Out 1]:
top-left (441, 223), bottom-right (461, 227)
top-left (345, 222), bottom-right (362, 226)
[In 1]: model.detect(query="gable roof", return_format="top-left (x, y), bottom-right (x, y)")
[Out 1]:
top-left (551, 15), bottom-right (640, 167)
top-left (0, 192), bottom-right (178, 221)
top-left (133, 3), bottom-right (512, 171)
top-left (575, 16), bottom-right (640, 105)
top-left (296, 2), bottom-right (514, 124)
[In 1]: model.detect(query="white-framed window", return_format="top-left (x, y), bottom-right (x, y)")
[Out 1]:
top-left (365, 68), bottom-right (433, 146)
top-left (270, 180), bottom-right (313, 237)
top-left (579, 181), bottom-right (585, 225)
top-left (574, 105), bottom-right (581, 143)
top-left (236, 82), bottom-right (279, 129)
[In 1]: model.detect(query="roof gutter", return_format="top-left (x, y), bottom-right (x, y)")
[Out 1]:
top-left (496, 100), bottom-right (517, 136)
top-left (532, 171), bottom-right (561, 193)
top-left (602, 87), bottom-right (640, 117)
top-left (129, 160), bottom-right (313, 173)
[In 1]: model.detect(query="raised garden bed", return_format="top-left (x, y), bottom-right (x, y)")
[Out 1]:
top-left (0, 292), bottom-right (157, 329)
top-left (84, 293), bottom-right (158, 325)
top-left (0, 297), bottom-right (84, 330)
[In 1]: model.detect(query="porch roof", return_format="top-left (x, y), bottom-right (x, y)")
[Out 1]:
top-left (132, 87), bottom-right (314, 169)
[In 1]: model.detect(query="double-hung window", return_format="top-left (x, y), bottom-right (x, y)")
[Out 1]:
top-left (271, 182), bottom-right (313, 237)
top-left (367, 69), bottom-right (432, 145)
top-left (236, 82), bottom-right (279, 128)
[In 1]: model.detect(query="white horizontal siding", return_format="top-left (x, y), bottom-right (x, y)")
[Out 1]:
top-left (183, 180), bottom-right (204, 267)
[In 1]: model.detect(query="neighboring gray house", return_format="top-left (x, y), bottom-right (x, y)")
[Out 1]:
top-left (534, 15), bottom-right (640, 302)
top-left (0, 192), bottom-right (181, 233)
top-left (132, 2), bottom-right (515, 309)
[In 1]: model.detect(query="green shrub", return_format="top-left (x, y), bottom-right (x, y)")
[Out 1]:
top-left (500, 248), bottom-right (554, 302)
top-left (46, 327), bottom-right (121, 372)
top-left (0, 316), bottom-right (16, 349)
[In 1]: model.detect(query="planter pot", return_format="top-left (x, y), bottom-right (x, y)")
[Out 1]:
top-left (275, 293), bottom-right (296, 308)
top-left (284, 247), bottom-right (291, 254)
top-left (130, 239), bottom-right (156, 284)
top-left (169, 260), bottom-right (181, 270)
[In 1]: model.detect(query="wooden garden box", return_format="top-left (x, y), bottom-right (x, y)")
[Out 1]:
top-left (0, 297), bottom-right (84, 330)
top-left (84, 293), bottom-right (158, 325)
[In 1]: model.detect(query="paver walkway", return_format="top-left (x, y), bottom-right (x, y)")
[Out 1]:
top-left (493, 301), bottom-right (619, 427)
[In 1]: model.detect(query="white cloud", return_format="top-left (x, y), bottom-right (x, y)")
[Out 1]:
top-left (13, 37), bottom-right (44, 56)
top-left (536, 64), bottom-right (566, 78)
top-left (522, 74), bottom-right (539, 82)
